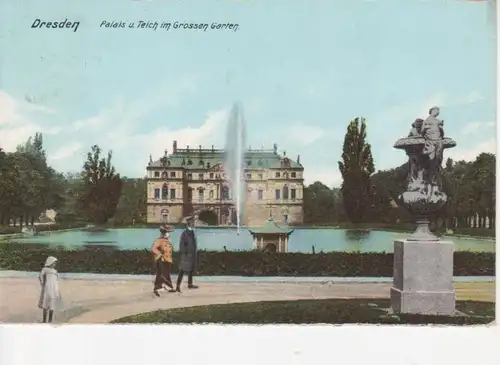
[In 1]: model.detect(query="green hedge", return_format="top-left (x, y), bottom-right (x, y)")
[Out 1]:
top-left (451, 227), bottom-right (495, 238)
top-left (0, 227), bottom-right (22, 235)
top-left (0, 242), bottom-right (494, 276)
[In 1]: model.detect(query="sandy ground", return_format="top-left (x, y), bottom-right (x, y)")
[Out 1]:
top-left (0, 277), bottom-right (494, 324)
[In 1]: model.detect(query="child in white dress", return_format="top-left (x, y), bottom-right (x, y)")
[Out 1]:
top-left (38, 256), bottom-right (61, 323)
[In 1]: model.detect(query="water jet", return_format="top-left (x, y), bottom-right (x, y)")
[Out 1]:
top-left (224, 102), bottom-right (247, 234)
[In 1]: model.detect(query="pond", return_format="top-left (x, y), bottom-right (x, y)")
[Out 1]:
top-left (12, 227), bottom-right (496, 253)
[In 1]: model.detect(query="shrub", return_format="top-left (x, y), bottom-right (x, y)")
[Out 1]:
top-left (0, 242), bottom-right (494, 276)
top-left (35, 222), bottom-right (88, 233)
top-left (0, 227), bottom-right (22, 235)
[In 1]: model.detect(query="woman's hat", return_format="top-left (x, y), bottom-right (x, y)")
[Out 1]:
top-left (160, 225), bottom-right (174, 233)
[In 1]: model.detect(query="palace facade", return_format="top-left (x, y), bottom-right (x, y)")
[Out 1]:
top-left (146, 141), bottom-right (304, 227)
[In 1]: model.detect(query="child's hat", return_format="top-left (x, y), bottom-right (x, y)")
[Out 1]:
top-left (44, 256), bottom-right (58, 267)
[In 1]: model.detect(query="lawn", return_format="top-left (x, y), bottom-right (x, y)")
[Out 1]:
top-left (112, 299), bottom-right (495, 325)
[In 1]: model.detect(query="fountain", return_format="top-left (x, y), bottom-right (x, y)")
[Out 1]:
top-left (224, 102), bottom-right (247, 234)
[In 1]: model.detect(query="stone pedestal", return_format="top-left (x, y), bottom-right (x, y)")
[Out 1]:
top-left (390, 240), bottom-right (456, 316)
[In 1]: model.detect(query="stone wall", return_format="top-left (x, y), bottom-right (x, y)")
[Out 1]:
top-left (244, 202), bottom-right (303, 226)
top-left (146, 204), bottom-right (183, 224)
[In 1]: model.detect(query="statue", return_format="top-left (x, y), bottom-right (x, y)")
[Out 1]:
top-left (394, 106), bottom-right (456, 241)
top-left (405, 107), bottom-right (446, 198)
top-left (408, 118), bottom-right (424, 137)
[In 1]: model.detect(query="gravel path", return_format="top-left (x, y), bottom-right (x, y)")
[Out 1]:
top-left (0, 277), bottom-right (494, 324)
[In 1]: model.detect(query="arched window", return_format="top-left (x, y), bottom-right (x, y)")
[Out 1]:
top-left (187, 187), bottom-right (193, 202)
top-left (283, 185), bottom-right (289, 200)
top-left (162, 184), bottom-right (168, 200)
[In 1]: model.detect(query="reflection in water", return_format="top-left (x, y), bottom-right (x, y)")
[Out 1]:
top-left (83, 227), bottom-right (111, 233)
top-left (82, 244), bottom-right (119, 251)
top-left (344, 229), bottom-right (371, 243)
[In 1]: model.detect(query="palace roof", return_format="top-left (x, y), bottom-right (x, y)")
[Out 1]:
top-left (248, 217), bottom-right (295, 235)
top-left (147, 148), bottom-right (303, 170)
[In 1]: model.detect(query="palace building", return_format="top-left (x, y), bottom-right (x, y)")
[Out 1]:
top-left (146, 141), bottom-right (304, 227)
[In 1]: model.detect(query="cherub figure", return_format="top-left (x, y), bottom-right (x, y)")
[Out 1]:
top-left (408, 118), bottom-right (424, 137)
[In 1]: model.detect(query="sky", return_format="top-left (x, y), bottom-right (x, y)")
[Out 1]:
top-left (0, 0), bottom-right (496, 187)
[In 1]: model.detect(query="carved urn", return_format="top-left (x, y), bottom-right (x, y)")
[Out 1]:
top-left (393, 136), bottom-right (456, 241)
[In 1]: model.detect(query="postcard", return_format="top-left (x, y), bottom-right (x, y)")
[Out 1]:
top-left (0, 0), bottom-right (495, 331)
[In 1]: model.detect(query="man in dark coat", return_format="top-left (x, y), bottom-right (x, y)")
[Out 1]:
top-left (175, 215), bottom-right (199, 292)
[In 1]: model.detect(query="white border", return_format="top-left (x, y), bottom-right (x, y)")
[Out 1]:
top-left (0, 324), bottom-right (498, 365)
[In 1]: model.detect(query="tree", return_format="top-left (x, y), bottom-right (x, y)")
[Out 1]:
top-left (79, 145), bottom-right (122, 225)
top-left (303, 182), bottom-right (339, 224)
top-left (468, 153), bottom-right (495, 229)
top-left (0, 134), bottom-right (66, 227)
top-left (112, 178), bottom-right (147, 225)
top-left (338, 117), bottom-right (375, 223)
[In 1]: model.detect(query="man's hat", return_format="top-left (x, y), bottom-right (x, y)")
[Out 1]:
top-left (183, 215), bottom-right (195, 224)
top-left (160, 225), bottom-right (174, 233)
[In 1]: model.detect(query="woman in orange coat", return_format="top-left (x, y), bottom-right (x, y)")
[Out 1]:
top-left (151, 225), bottom-right (175, 296)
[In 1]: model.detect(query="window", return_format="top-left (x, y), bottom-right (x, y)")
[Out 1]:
top-left (275, 189), bottom-right (281, 200)
top-left (170, 189), bottom-right (176, 199)
top-left (275, 172), bottom-right (280, 178)
top-left (154, 171), bottom-right (160, 178)
top-left (187, 188), bottom-right (193, 202)
top-left (154, 188), bottom-right (160, 199)
top-left (198, 173), bottom-right (203, 180)
top-left (258, 189), bottom-right (263, 200)
top-left (246, 173), bottom-right (251, 180)
top-left (187, 173), bottom-right (193, 180)
top-left (187, 159), bottom-right (193, 165)
top-left (170, 171), bottom-right (176, 178)
top-left (258, 173), bottom-right (263, 180)
top-left (291, 172), bottom-right (297, 178)
top-left (162, 184), bottom-right (168, 200)
top-left (209, 190), bottom-right (214, 199)
top-left (209, 172), bottom-right (214, 179)
top-left (222, 186), bottom-right (230, 200)
top-left (162, 171), bottom-right (167, 178)
top-left (283, 186), bottom-right (289, 200)
top-left (198, 188), bottom-right (204, 202)
top-left (291, 188), bottom-right (296, 200)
